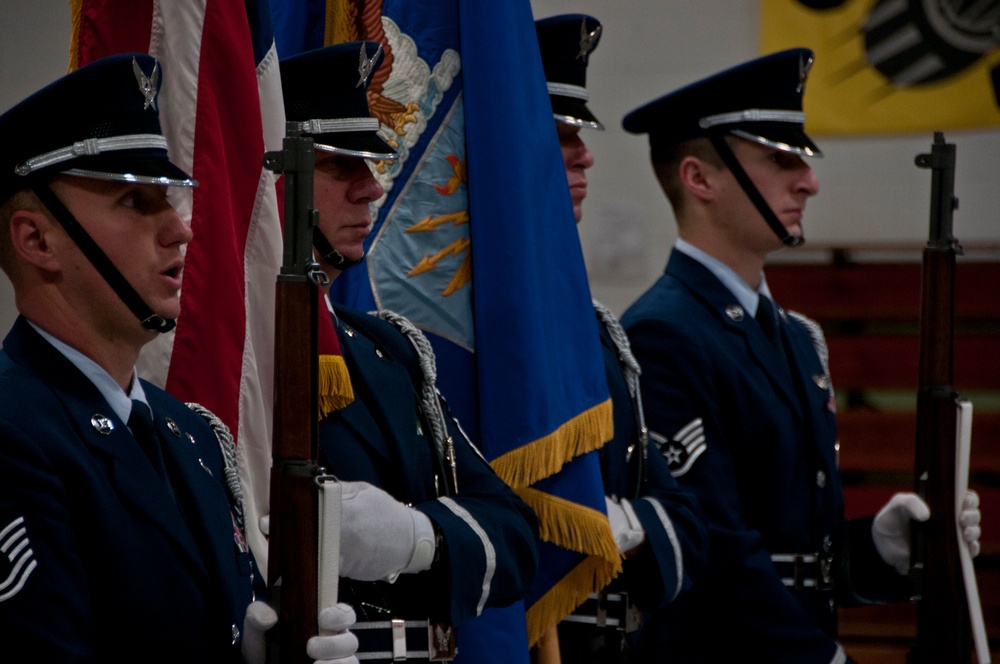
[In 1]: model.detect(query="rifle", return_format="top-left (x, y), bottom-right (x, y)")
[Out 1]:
top-left (907, 132), bottom-right (972, 663)
top-left (263, 124), bottom-right (325, 663)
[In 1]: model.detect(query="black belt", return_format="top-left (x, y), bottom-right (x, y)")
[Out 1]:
top-left (560, 592), bottom-right (641, 633)
top-left (771, 553), bottom-right (833, 591)
top-left (353, 619), bottom-right (456, 661)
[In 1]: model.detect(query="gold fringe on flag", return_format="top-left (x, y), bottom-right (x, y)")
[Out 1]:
top-left (524, 553), bottom-right (622, 648)
top-left (517, 487), bottom-right (622, 562)
top-left (490, 398), bottom-right (613, 490)
top-left (67, 0), bottom-right (83, 71)
top-left (517, 486), bottom-right (623, 648)
top-left (318, 353), bottom-right (354, 417)
top-left (325, 0), bottom-right (359, 45)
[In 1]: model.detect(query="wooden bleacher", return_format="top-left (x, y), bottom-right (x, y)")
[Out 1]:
top-left (767, 243), bottom-right (1000, 664)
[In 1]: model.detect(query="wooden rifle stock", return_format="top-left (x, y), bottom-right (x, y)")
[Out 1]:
top-left (263, 126), bottom-right (323, 664)
top-left (908, 132), bottom-right (970, 663)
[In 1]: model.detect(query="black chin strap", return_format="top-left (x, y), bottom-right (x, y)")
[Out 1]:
top-left (708, 134), bottom-right (805, 249)
top-left (313, 227), bottom-right (364, 271)
top-left (32, 184), bottom-right (176, 333)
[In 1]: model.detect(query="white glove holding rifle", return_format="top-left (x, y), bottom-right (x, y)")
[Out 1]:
top-left (872, 490), bottom-right (981, 575)
top-left (241, 601), bottom-right (360, 664)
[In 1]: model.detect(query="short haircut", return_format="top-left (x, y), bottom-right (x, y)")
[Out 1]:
top-left (0, 188), bottom-right (41, 278)
top-left (650, 137), bottom-right (724, 218)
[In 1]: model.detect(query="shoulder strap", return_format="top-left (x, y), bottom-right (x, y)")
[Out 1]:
top-left (332, 304), bottom-right (423, 387)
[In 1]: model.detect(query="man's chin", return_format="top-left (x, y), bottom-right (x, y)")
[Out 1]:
top-left (783, 222), bottom-right (803, 238)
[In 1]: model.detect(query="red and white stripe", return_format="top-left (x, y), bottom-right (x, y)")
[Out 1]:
top-left (73, 0), bottom-right (283, 568)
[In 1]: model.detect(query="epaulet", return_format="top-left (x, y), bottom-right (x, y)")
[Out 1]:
top-left (787, 310), bottom-right (834, 397)
top-left (186, 402), bottom-right (246, 532)
top-left (333, 304), bottom-right (423, 388)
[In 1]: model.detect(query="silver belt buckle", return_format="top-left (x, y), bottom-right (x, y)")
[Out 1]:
top-left (391, 619), bottom-right (406, 660)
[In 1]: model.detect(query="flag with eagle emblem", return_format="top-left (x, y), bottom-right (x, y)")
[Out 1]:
top-left (270, 0), bottom-right (619, 659)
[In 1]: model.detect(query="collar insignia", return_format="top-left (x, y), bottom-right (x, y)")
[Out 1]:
top-left (798, 54), bottom-right (813, 94)
top-left (132, 57), bottom-right (159, 111)
top-left (91, 414), bottom-right (114, 435)
top-left (577, 19), bottom-right (601, 60)
top-left (357, 42), bottom-right (384, 88)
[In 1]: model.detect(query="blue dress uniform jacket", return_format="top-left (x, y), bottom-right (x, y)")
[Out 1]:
top-left (621, 251), bottom-right (905, 663)
top-left (322, 306), bottom-right (539, 627)
top-left (0, 317), bottom-right (257, 664)
top-left (593, 311), bottom-right (707, 612)
top-left (557, 309), bottom-right (709, 663)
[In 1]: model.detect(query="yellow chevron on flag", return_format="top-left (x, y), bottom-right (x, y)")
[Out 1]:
top-left (761, 0), bottom-right (1000, 135)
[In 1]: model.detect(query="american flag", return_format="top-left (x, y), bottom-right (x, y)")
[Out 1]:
top-left (69, 0), bottom-right (284, 568)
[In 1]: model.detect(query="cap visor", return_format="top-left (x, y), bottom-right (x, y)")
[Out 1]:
top-left (551, 96), bottom-right (603, 129)
top-left (731, 124), bottom-right (822, 157)
top-left (61, 151), bottom-right (197, 186)
top-left (313, 130), bottom-right (397, 161)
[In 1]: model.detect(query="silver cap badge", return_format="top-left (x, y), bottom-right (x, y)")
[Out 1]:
top-left (577, 19), bottom-right (602, 60)
top-left (797, 54), bottom-right (813, 94)
top-left (132, 57), bottom-right (160, 111)
top-left (357, 43), bottom-right (384, 88)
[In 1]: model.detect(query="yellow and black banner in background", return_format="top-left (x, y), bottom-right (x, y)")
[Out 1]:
top-left (761, 0), bottom-right (1000, 135)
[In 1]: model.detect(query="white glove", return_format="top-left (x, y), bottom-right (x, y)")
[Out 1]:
top-left (240, 601), bottom-right (360, 664)
top-left (241, 601), bottom-right (278, 664)
top-left (259, 514), bottom-right (270, 537)
top-left (872, 492), bottom-right (930, 574)
top-left (339, 481), bottom-right (436, 582)
top-left (307, 603), bottom-right (360, 664)
top-left (606, 496), bottom-right (645, 554)
top-left (960, 490), bottom-right (982, 559)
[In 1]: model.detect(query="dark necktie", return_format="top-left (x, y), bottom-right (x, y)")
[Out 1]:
top-left (128, 399), bottom-right (176, 503)
top-left (756, 295), bottom-right (789, 368)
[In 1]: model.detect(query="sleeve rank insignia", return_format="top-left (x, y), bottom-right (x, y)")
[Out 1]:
top-left (650, 417), bottom-right (707, 478)
top-left (0, 516), bottom-right (37, 602)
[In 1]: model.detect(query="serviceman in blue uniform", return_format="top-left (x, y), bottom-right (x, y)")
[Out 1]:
top-left (277, 43), bottom-right (540, 662)
top-left (535, 15), bottom-right (708, 663)
top-left (618, 49), bottom-right (983, 662)
top-left (0, 54), bottom-right (357, 663)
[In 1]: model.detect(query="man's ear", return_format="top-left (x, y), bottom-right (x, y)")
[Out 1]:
top-left (9, 209), bottom-right (63, 273)
top-left (677, 155), bottom-right (718, 204)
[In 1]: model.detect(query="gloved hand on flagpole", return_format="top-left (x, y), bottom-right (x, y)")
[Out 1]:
top-left (606, 496), bottom-right (645, 555)
top-left (339, 481), bottom-right (437, 582)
